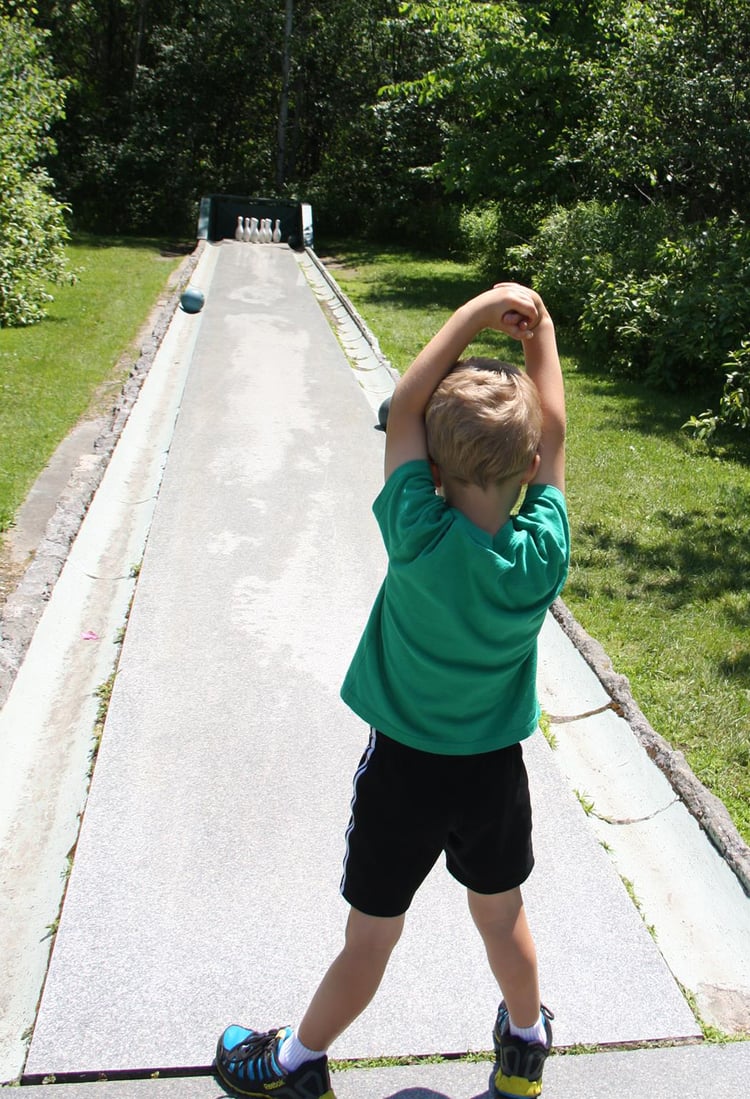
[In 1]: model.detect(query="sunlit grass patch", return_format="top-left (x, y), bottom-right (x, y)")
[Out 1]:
top-left (0, 235), bottom-right (182, 532)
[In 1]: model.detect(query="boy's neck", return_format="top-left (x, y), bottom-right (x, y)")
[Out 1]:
top-left (442, 476), bottom-right (524, 537)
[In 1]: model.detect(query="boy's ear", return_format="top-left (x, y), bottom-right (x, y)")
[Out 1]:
top-left (429, 460), bottom-right (443, 488)
top-left (521, 452), bottom-right (541, 485)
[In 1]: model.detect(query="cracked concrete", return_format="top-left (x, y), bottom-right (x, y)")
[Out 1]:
top-left (536, 613), bottom-right (750, 1033)
top-left (551, 600), bottom-right (750, 892)
top-left (0, 243), bottom-right (215, 1081)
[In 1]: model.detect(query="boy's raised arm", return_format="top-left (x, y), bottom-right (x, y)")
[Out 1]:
top-left (383, 285), bottom-right (541, 481)
top-left (518, 299), bottom-right (566, 494)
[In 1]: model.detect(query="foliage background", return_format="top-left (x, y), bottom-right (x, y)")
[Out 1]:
top-left (1, 0), bottom-right (748, 434)
top-left (0, 9), bottom-right (70, 325)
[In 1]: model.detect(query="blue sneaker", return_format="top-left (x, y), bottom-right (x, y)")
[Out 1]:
top-left (490, 1001), bottom-right (554, 1097)
top-left (215, 1024), bottom-right (336, 1098)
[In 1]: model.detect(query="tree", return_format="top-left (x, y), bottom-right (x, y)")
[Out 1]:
top-left (302, 0), bottom-right (459, 238)
top-left (0, 9), bottom-right (70, 325)
top-left (372, 0), bottom-right (615, 248)
top-left (563, 0), bottom-right (750, 219)
top-left (113, 0), bottom-right (283, 231)
top-left (277, 0), bottom-right (294, 189)
top-left (37, 1), bottom-right (408, 233)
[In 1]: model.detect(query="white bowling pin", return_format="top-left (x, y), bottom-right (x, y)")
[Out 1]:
top-left (235, 215), bottom-right (244, 241)
top-left (243, 216), bottom-right (252, 242)
top-left (249, 216), bottom-right (260, 243)
top-left (272, 218), bottom-right (281, 243)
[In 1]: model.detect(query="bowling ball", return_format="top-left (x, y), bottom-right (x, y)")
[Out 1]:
top-left (378, 395), bottom-right (392, 430)
top-left (180, 287), bottom-right (205, 314)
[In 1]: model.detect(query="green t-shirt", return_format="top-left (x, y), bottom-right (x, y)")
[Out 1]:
top-left (341, 460), bottom-right (570, 755)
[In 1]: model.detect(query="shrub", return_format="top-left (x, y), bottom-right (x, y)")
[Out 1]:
top-left (507, 199), bottom-right (678, 328)
top-left (459, 203), bottom-right (505, 275)
top-left (581, 218), bottom-right (750, 388)
top-left (0, 15), bottom-right (70, 326)
top-left (511, 198), bottom-right (750, 392)
top-left (684, 341), bottom-right (750, 439)
top-left (460, 199), bottom-right (554, 282)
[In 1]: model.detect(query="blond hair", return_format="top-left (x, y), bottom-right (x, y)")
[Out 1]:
top-left (424, 358), bottom-right (542, 488)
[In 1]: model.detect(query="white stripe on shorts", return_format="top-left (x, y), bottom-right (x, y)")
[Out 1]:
top-left (339, 727), bottom-right (378, 898)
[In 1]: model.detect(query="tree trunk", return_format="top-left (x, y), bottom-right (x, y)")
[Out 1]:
top-left (277, 0), bottom-right (294, 189)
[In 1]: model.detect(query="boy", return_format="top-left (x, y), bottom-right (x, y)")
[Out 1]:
top-left (215, 282), bottom-right (568, 1099)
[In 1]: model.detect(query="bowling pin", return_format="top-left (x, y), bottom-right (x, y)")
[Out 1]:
top-left (243, 216), bottom-right (252, 242)
top-left (272, 218), bottom-right (281, 243)
top-left (249, 216), bottom-right (260, 243)
top-left (235, 215), bottom-right (244, 241)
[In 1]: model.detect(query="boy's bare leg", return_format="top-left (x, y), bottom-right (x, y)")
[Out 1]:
top-left (297, 906), bottom-right (405, 1051)
top-left (468, 886), bottom-right (541, 1027)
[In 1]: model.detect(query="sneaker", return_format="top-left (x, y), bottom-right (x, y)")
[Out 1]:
top-left (215, 1024), bottom-right (336, 1098)
top-left (490, 1001), bottom-right (554, 1098)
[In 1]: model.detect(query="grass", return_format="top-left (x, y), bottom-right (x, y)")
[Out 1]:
top-left (320, 239), bottom-right (750, 845)
top-left (0, 234), bottom-right (184, 533)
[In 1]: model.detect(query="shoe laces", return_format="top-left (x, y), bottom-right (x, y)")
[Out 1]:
top-left (226, 1027), bottom-right (284, 1082)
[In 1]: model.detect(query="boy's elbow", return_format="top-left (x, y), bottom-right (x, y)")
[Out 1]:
top-left (544, 412), bottom-right (566, 449)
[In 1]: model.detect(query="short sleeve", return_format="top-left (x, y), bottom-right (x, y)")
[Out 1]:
top-left (510, 484), bottom-right (570, 604)
top-left (373, 460), bottom-right (452, 563)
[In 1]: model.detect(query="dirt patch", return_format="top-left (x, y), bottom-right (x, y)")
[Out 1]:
top-left (318, 254), bottom-right (359, 281)
top-left (0, 545), bottom-right (25, 609)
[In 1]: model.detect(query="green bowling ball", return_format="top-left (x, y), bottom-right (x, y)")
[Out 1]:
top-left (180, 287), bottom-right (205, 314)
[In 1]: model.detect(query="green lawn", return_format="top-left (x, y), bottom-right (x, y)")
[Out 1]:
top-left (322, 240), bottom-right (750, 844)
top-left (0, 235), bottom-right (183, 532)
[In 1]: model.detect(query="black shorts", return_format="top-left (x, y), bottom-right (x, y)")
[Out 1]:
top-left (340, 729), bottom-right (534, 918)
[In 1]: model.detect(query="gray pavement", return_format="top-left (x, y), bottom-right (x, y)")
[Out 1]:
top-left (4, 241), bottom-right (750, 1095)
top-left (14, 1041), bottom-right (750, 1097)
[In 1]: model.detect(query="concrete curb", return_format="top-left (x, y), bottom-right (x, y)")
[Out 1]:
top-left (0, 242), bottom-right (205, 709)
top-left (550, 598), bottom-right (750, 895)
top-left (303, 246), bottom-right (400, 385)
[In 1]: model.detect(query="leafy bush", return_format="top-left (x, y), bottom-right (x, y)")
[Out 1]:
top-left (459, 203), bottom-right (503, 272)
top-left (459, 199), bottom-right (555, 282)
top-left (0, 168), bottom-right (72, 326)
top-left (684, 342), bottom-right (750, 439)
top-left (507, 199), bottom-right (678, 328)
top-left (0, 15), bottom-right (70, 326)
top-left (510, 199), bottom-right (750, 394)
top-left (580, 218), bottom-right (750, 388)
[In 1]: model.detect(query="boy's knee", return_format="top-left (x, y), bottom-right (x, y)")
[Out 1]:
top-left (468, 886), bottom-right (524, 937)
top-left (345, 907), bottom-right (405, 956)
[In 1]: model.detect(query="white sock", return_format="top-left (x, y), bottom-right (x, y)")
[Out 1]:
top-left (509, 1011), bottom-right (547, 1045)
top-left (277, 1028), bottom-right (326, 1072)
